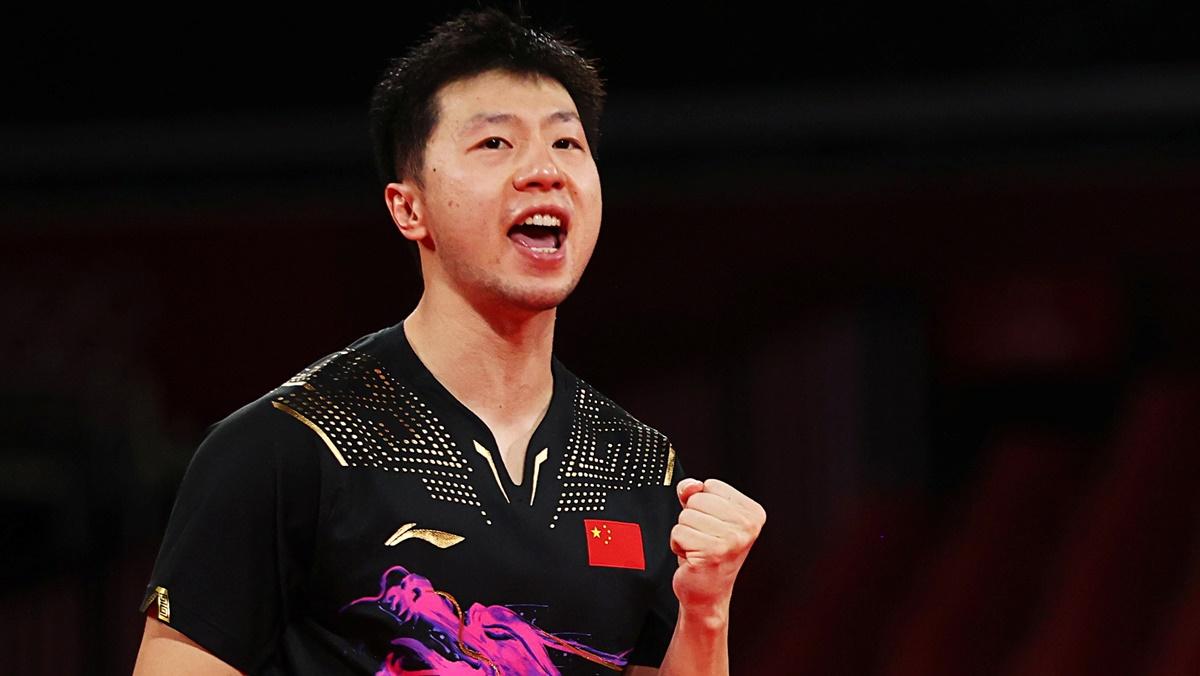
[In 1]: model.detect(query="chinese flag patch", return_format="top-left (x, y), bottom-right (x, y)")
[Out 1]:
top-left (584, 519), bottom-right (645, 570)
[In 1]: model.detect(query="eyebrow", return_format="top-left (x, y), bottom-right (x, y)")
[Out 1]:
top-left (459, 110), bottom-right (581, 135)
top-left (546, 110), bottom-right (581, 125)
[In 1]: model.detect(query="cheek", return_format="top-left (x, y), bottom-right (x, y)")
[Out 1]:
top-left (428, 176), bottom-right (482, 229)
top-left (579, 162), bottom-right (601, 192)
top-left (569, 165), bottom-right (602, 210)
top-left (440, 173), bottom-right (492, 211)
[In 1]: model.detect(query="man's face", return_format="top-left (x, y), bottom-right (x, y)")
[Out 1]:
top-left (402, 69), bottom-right (602, 314)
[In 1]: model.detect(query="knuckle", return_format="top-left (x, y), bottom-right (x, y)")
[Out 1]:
top-left (747, 500), bottom-right (766, 525)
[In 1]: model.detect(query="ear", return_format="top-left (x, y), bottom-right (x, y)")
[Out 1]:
top-left (385, 182), bottom-right (427, 242)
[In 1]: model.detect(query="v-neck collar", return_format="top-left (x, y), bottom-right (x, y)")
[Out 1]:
top-left (381, 321), bottom-right (574, 509)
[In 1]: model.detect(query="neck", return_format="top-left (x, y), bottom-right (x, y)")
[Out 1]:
top-left (403, 284), bottom-right (556, 426)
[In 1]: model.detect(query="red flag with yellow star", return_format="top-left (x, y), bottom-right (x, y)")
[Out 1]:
top-left (583, 519), bottom-right (645, 570)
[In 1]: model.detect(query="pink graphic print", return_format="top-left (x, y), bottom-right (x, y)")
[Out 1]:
top-left (344, 565), bottom-right (629, 675)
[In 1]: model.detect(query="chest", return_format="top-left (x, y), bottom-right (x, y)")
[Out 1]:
top-left (304, 468), bottom-right (668, 674)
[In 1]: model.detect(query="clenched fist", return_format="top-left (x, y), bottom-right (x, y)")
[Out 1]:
top-left (670, 478), bottom-right (766, 615)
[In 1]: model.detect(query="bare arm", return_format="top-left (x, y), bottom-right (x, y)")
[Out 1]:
top-left (655, 478), bottom-right (766, 676)
top-left (132, 616), bottom-right (242, 676)
top-left (655, 604), bottom-right (730, 675)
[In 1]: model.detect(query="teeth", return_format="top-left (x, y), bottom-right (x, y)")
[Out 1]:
top-left (521, 213), bottom-right (561, 228)
top-left (530, 246), bottom-right (557, 253)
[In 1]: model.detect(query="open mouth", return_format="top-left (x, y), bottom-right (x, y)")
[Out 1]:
top-left (507, 213), bottom-right (564, 254)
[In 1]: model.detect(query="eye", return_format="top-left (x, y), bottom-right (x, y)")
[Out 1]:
top-left (478, 137), bottom-right (511, 150)
top-left (553, 137), bottom-right (583, 150)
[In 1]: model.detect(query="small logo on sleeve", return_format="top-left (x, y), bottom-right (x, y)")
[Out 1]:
top-left (139, 586), bottom-right (171, 623)
top-left (583, 519), bottom-right (645, 570)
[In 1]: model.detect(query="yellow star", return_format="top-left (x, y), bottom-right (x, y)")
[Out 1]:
top-left (591, 527), bottom-right (601, 538)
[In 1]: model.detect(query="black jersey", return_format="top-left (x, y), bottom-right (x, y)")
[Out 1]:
top-left (141, 322), bottom-right (685, 675)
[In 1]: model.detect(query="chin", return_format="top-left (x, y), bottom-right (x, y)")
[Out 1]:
top-left (509, 290), bottom-right (571, 313)
top-left (499, 279), bottom-right (580, 313)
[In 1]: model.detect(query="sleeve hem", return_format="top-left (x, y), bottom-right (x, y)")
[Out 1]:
top-left (140, 583), bottom-right (265, 673)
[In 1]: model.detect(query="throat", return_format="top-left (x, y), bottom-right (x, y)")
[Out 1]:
top-left (492, 424), bottom-right (540, 486)
top-left (481, 391), bottom-right (554, 487)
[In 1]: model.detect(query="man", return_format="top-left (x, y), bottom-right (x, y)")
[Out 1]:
top-left (134, 9), bottom-right (764, 675)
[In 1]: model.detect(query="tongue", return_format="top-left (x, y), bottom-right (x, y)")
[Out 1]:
top-left (509, 226), bottom-right (557, 249)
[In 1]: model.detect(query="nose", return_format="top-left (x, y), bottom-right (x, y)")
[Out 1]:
top-left (513, 144), bottom-right (565, 192)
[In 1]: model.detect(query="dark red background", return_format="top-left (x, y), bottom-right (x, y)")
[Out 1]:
top-left (4, 3), bottom-right (1200, 674)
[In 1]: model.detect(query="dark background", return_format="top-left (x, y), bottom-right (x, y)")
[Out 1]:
top-left (3, 2), bottom-right (1199, 674)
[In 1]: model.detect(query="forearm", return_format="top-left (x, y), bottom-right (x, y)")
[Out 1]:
top-left (657, 601), bottom-right (730, 676)
top-left (658, 477), bottom-right (765, 675)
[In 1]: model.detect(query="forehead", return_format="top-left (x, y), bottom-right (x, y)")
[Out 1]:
top-left (432, 70), bottom-right (579, 131)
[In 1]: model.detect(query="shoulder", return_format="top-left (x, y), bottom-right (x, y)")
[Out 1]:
top-left (262, 324), bottom-right (423, 470)
top-left (177, 388), bottom-right (325, 505)
top-left (559, 362), bottom-right (679, 488)
top-left (275, 322), bottom-right (404, 392)
top-left (573, 373), bottom-right (671, 444)
top-left (191, 324), bottom-right (406, 477)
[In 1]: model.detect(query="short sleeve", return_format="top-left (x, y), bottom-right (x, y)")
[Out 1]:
top-left (140, 396), bottom-right (322, 672)
top-left (626, 458), bottom-right (688, 667)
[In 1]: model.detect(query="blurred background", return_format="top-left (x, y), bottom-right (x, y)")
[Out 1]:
top-left (3, 2), bottom-right (1199, 674)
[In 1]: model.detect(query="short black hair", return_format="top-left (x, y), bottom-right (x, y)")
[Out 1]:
top-left (368, 7), bottom-right (605, 188)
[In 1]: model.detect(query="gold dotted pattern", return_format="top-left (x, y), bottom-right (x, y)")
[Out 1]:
top-left (551, 380), bottom-right (673, 528)
top-left (273, 349), bottom-right (487, 521)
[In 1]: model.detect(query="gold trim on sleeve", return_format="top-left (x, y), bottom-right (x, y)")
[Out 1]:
top-left (473, 440), bottom-right (511, 503)
top-left (529, 447), bottom-right (549, 506)
top-left (139, 586), bottom-right (171, 623)
top-left (271, 401), bottom-right (348, 467)
top-left (385, 522), bottom-right (465, 549)
top-left (663, 445), bottom-right (677, 485)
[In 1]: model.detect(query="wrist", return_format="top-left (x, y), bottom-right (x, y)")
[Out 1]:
top-left (678, 599), bottom-right (730, 633)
